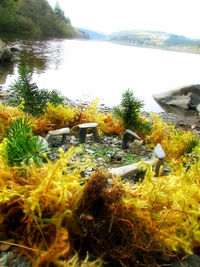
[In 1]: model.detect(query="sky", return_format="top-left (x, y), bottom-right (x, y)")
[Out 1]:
top-left (48, 0), bottom-right (200, 39)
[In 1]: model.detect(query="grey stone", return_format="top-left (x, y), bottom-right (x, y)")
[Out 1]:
top-left (110, 151), bottom-right (123, 162)
top-left (0, 251), bottom-right (30, 267)
top-left (129, 139), bottom-right (144, 155)
top-left (153, 143), bottom-right (166, 160)
top-left (0, 251), bottom-right (13, 266)
top-left (69, 135), bottom-right (78, 145)
top-left (153, 84), bottom-right (200, 121)
top-left (70, 135), bottom-right (76, 142)
top-left (37, 136), bottom-right (48, 150)
top-left (114, 140), bottom-right (122, 146)
top-left (10, 47), bottom-right (19, 52)
top-left (0, 39), bottom-right (13, 63)
top-left (48, 127), bottom-right (70, 136)
top-left (196, 103), bottom-right (200, 114)
top-left (85, 148), bottom-right (95, 154)
top-left (152, 144), bottom-right (166, 176)
top-left (45, 127), bottom-right (70, 148)
top-left (96, 157), bottom-right (104, 162)
top-left (78, 123), bottom-right (101, 143)
top-left (122, 129), bottom-right (142, 150)
top-left (171, 254), bottom-right (200, 267)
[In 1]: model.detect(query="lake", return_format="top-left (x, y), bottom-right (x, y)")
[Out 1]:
top-left (1, 38), bottom-right (200, 112)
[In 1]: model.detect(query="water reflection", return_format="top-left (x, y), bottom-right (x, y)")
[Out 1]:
top-left (13, 40), bottom-right (54, 72)
top-left (18, 49), bottom-right (46, 72)
top-left (0, 62), bottom-right (14, 84)
top-left (2, 38), bottom-right (65, 73)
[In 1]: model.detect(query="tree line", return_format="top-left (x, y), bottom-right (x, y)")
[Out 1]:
top-left (0, 0), bottom-right (77, 38)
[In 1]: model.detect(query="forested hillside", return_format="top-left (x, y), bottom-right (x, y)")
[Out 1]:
top-left (0, 0), bottom-right (77, 38)
top-left (105, 30), bottom-right (200, 53)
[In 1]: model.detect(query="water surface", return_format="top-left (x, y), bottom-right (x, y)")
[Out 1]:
top-left (2, 39), bottom-right (200, 112)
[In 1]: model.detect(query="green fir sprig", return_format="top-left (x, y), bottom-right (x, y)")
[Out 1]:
top-left (114, 89), bottom-right (153, 134)
top-left (5, 117), bottom-right (46, 166)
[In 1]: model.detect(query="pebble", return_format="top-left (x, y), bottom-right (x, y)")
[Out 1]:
top-left (0, 251), bottom-right (30, 267)
top-left (171, 254), bottom-right (200, 267)
top-left (85, 149), bottom-right (95, 154)
top-left (96, 157), bottom-right (105, 162)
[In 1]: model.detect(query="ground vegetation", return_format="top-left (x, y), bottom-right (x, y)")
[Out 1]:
top-left (0, 82), bottom-right (200, 266)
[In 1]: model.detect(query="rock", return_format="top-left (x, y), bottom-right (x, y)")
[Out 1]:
top-left (69, 135), bottom-right (78, 145)
top-left (37, 136), bottom-right (49, 150)
top-left (10, 47), bottom-right (19, 52)
top-left (85, 148), bottom-right (95, 154)
top-left (114, 140), bottom-right (122, 146)
top-left (110, 151), bottom-right (123, 162)
top-left (153, 143), bottom-right (166, 160)
top-left (129, 139), bottom-right (144, 155)
top-left (171, 254), bottom-right (200, 267)
top-left (0, 251), bottom-right (30, 267)
top-left (45, 127), bottom-right (70, 148)
top-left (96, 157), bottom-right (105, 162)
top-left (78, 123), bottom-right (101, 143)
top-left (153, 84), bottom-right (200, 122)
top-left (0, 73), bottom-right (7, 84)
top-left (0, 39), bottom-right (13, 63)
top-left (145, 143), bottom-right (167, 177)
top-left (122, 129), bottom-right (142, 150)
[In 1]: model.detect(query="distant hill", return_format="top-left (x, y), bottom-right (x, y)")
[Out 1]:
top-left (77, 28), bottom-right (106, 39)
top-left (104, 30), bottom-right (200, 53)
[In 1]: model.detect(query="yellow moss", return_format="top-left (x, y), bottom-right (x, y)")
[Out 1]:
top-left (80, 99), bottom-right (123, 135)
top-left (17, 97), bottom-right (25, 111)
top-left (0, 146), bottom-right (94, 264)
top-left (145, 114), bottom-right (199, 166)
top-left (122, 159), bottom-right (200, 254)
top-left (145, 114), bottom-right (174, 148)
top-left (32, 99), bottom-right (123, 136)
top-left (0, 103), bottom-right (26, 139)
top-left (62, 252), bottom-right (103, 266)
top-left (44, 102), bottom-right (79, 125)
top-left (1, 106), bottom-right (200, 263)
top-left (33, 102), bottom-right (80, 135)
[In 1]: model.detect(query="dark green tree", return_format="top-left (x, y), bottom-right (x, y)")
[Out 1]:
top-left (114, 89), bottom-right (153, 134)
top-left (54, 1), bottom-right (70, 23)
top-left (0, 0), bottom-right (17, 32)
top-left (114, 89), bottom-right (144, 129)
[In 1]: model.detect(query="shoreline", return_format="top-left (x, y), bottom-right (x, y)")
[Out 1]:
top-left (110, 40), bottom-right (200, 55)
top-left (0, 90), bottom-right (196, 130)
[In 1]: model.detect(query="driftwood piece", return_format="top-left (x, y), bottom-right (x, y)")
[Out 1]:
top-left (109, 143), bottom-right (166, 178)
top-left (109, 160), bottom-right (153, 178)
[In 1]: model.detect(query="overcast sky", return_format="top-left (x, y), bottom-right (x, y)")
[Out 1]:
top-left (48, 0), bottom-right (200, 38)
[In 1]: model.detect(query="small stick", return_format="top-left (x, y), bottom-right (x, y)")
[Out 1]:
top-left (108, 213), bottom-right (114, 233)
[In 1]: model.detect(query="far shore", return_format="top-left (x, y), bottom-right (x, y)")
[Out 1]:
top-left (110, 40), bottom-right (200, 55)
